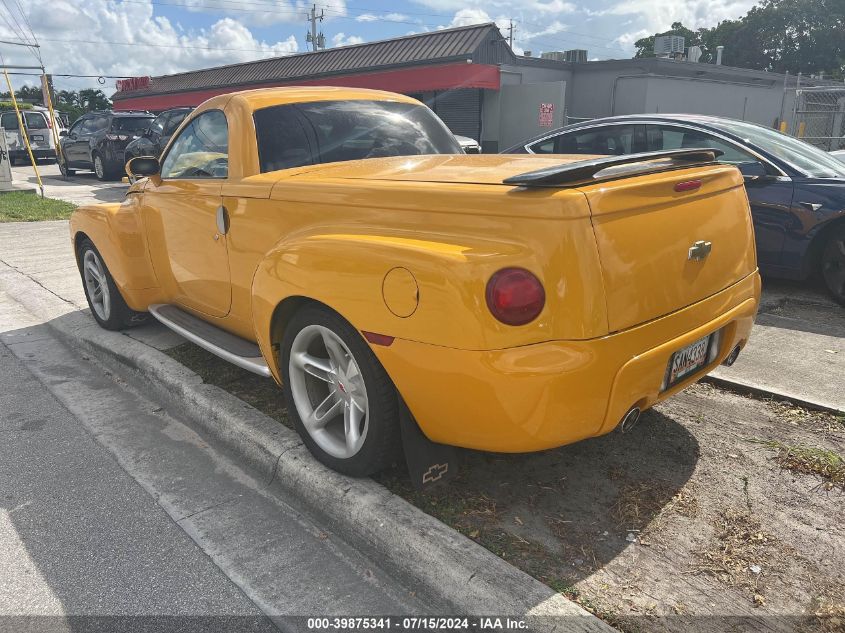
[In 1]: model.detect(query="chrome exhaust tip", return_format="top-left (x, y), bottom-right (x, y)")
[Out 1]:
top-left (620, 407), bottom-right (641, 433)
top-left (722, 345), bottom-right (741, 367)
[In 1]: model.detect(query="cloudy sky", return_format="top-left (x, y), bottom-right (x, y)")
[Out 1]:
top-left (0, 0), bottom-right (758, 94)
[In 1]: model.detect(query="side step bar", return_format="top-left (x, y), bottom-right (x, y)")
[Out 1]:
top-left (148, 304), bottom-right (271, 378)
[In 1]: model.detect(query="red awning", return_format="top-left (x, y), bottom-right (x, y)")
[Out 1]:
top-left (114, 63), bottom-right (500, 111)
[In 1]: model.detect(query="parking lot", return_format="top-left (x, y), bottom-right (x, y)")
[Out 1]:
top-left (9, 162), bottom-right (127, 206)
top-left (0, 219), bottom-right (842, 630)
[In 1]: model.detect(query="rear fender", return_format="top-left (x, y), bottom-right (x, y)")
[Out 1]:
top-left (251, 231), bottom-right (540, 381)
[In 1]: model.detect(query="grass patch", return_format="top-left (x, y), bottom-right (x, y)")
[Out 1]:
top-left (756, 440), bottom-right (845, 490)
top-left (0, 191), bottom-right (77, 222)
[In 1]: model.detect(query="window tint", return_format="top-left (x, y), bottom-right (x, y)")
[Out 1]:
top-left (530, 138), bottom-right (557, 154)
top-left (531, 125), bottom-right (639, 155)
top-left (89, 116), bottom-right (110, 133)
top-left (112, 117), bottom-right (154, 133)
top-left (164, 110), bottom-right (189, 136)
top-left (160, 110), bottom-right (228, 179)
top-left (77, 118), bottom-right (97, 135)
top-left (253, 99), bottom-right (461, 173)
top-left (23, 112), bottom-right (48, 130)
top-left (1, 112), bottom-right (19, 132)
top-left (149, 113), bottom-right (166, 135)
top-left (645, 125), bottom-right (755, 164)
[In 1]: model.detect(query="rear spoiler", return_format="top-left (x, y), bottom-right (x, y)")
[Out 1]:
top-left (502, 148), bottom-right (724, 188)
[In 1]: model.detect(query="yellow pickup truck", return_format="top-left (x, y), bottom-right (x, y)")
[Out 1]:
top-left (70, 87), bottom-right (760, 477)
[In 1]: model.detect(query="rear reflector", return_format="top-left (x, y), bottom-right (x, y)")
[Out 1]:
top-left (362, 331), bottom-right (394, 346)
top-left (674, 180), bottom-right (702, 192)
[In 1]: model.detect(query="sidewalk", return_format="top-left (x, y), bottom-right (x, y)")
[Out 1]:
top-left (10, 163), bottom-right (127, 206)
top-left (710, 278), bottom-right (845, 413)
top-left (1, 220), bottom-right (842, 414)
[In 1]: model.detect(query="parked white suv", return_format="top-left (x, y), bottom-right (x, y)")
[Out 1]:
top-left (0, 108), bottom-right (58, 164)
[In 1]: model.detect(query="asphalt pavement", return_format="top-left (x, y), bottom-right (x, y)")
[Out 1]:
top-left (0, 334), bottom-right (277, 631)
top-left (0, 285), bottom-right (433, 627)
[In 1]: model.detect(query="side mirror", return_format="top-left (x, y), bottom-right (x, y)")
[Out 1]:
top-left (126, 155), bottom-right (160, 178)
top-left (59, 129), bottom-right (68, 137)
top-left (738, 161), bottom-right (769, 179)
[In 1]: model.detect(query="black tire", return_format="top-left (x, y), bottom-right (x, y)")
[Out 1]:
top-left (821, 225), bottom-right (845, 305)
top-left (280, 305), bottom-right (402, 477)
top-left (93, 152), bottom-right (117, 181)
top-left (77, 238), bottom-right (148, 330)
top-left (58, 156), bottom-right (75, 178)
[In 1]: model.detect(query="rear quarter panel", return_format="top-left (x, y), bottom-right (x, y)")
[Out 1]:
top-left (248, 179), bottom-right (607, 380)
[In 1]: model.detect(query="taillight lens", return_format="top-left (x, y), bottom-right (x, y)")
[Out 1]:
top-left (485, 267), bottom-right (545, 326)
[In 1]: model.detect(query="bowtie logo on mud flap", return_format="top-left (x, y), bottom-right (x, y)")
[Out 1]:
top-left (422, 463), bottom-right (449, 484)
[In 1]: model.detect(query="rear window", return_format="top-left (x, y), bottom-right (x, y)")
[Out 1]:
top-left (112, 117), bottom-right (154, 133)
top-left (253, 99), bottom-right (461, 173)
top-left (23, 112), bottom-right (48, 129)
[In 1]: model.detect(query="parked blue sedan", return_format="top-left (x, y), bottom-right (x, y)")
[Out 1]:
top-left (504, 115), bottom-right (845, 305)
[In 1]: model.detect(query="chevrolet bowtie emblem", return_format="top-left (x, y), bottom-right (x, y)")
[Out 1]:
top-left (688, 240), bottom-right (712, 261)
top-left (422, 462), bottom-right (449, 484)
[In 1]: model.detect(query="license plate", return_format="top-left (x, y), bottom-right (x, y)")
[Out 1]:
top-left (30, 135), bottom-right (44, 141)
top-left (664, 334), bottom-right (713, 390)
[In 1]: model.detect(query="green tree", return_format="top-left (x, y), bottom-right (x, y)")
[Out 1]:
top-left (78, 88), bottom-right (111, 112)
top-left (633, 0), bottom-right (845, 79)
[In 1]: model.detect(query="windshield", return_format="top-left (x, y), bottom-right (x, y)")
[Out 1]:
top-left (253, 99), bottom-right (461, 172)
top-left (711, 119), bottom-right (845, 178)
top-left (112, 117), bottom-right (154, 133)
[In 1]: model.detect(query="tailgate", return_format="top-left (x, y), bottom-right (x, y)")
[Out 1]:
top-left (581, 165), bottom-right (755, 332)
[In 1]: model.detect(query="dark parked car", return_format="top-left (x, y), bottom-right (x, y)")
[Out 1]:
top-left (124, 107), bottom-right (192, 165)
top-left (59, 110), bottom-right (155, 180)
top-left (504, 114), bottom-right (845, 304)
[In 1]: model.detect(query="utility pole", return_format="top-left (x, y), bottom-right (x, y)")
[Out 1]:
top-left (306, 4), bottom-right (326, 52)
top-left (507, 19), bottom-right (516, 49)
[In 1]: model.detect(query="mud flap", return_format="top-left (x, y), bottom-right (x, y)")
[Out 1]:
top-left (398, 398), bottom-right (458, 491)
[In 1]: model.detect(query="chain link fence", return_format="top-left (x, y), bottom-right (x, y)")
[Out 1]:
top-left (788, 87), bottom-right (845, 151)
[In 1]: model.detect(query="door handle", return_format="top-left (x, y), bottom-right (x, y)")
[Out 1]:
top-left (799, 202), bottom-right (823, 212)
top-left (216, 205), bottom-right (230, 236)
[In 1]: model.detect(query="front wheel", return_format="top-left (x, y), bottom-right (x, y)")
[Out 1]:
top-left (821, 226), bottom-right (845, 305)
top-left (281, 306), bottom-right (402, 477)
top-left (77, 239), bottom-right (148, 330)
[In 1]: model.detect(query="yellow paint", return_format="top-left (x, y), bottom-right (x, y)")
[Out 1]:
top-left (69, 86), bottom-right (761, 453)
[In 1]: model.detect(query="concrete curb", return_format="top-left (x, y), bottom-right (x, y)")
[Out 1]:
top-left (0, 264), bottom-right (614, 631)
top-left (702, 375), bottom-right (845, 416)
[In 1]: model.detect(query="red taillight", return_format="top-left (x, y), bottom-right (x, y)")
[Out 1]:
top-left (674, 180), bottom-right (702, 192)
top-left (485, 268), bottom-right (545, 326)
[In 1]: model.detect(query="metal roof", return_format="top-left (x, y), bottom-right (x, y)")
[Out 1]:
top-left (113, 23), bottom-right (507, 101)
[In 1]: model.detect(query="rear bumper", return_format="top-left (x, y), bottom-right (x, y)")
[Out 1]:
top-left (10, 148), bottom-right (55, 160)
top-left (373, 271), bottom-right (760, 452)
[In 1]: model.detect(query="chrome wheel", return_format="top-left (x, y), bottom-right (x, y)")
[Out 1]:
top-left (94, 155), bottom-right (104, 179)
top-left (82, 249), bottom-right (111, 321)
top-left (288, 324), bottom-right (369, 459)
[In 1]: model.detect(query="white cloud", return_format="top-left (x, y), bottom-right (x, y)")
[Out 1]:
top-left (0, 0), bottom-right (299, 93)
top-left (604, 0), bottom-right (756, 31)
top-left (178, 0), bottom-right (348, 26)
top-left (356, 13), bottom-right (411, 23)
top-left (332, 32), bottom-right (365, 47)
